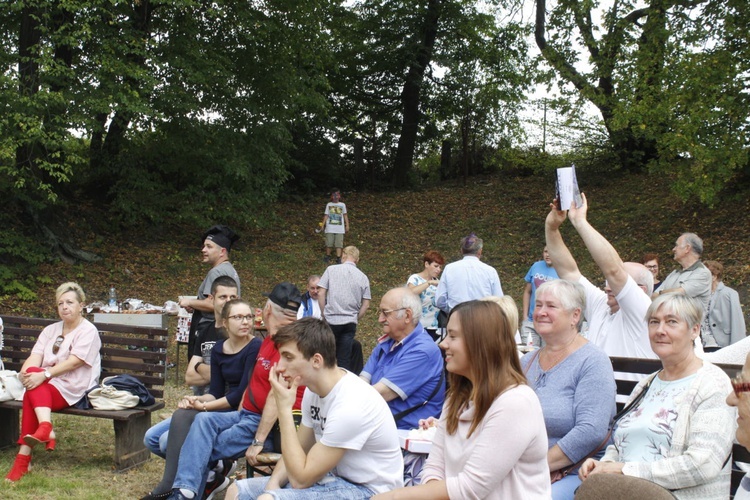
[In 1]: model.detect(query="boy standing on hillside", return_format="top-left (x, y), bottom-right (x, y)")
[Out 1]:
top-left (521, 246), bottom-right (558, 348)
top-left (227, 318), bottom-right (403, 499)
top-left (321, 188), bottom-right (349, 263)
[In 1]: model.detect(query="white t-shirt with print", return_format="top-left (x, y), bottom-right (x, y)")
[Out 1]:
top-left (301, 370), bottom-right (404, 494)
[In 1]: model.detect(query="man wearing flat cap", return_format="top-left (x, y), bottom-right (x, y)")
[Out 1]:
top-left (179, 225), bottom-right (241, 394)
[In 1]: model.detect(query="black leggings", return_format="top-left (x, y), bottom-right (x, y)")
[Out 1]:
top-left (152, 408), bottom-right (199, 495)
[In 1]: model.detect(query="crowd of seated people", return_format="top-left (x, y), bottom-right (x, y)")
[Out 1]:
top-left (132, 196), bottom-right (749, 499)
top-left (15, 205), bottom-right (745, 499)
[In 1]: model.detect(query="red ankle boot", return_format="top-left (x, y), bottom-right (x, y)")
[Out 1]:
top-left (5, 453), bottom-right (31, 482)
top-left (23, 422), bottom-right (53, 448)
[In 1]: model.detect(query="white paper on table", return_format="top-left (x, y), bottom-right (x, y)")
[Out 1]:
top-left (556, 165), bottom-right (582, 210)
top-left (176, 296), bottom-right (197, 343)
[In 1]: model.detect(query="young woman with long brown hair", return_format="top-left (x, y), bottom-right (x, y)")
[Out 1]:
top-left (375, 300), bottom-right (551, 499)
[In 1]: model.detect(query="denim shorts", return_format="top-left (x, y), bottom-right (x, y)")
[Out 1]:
top-left (234, 473), bottom-right (374, 499)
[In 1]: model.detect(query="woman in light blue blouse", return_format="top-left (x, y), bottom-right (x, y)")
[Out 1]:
top-left (521, 279), bottom-right (616, 500)
top-left (407, 250), bottom-right (445, 341)
top-left (579, 293), bottom-right (734, 499)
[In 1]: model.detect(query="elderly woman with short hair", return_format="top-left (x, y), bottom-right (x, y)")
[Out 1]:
top-left (5, 282), bottom-right (101, 482)
top-left (521, 279), bottom-right (616, 499)
top-left (579, 293), bottom-right (735, 499)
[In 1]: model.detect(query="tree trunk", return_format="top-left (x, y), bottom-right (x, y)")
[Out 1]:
top-left (461, 114), bottom-right (469, 185)
top-left (90, 1), bottom-right (154, 171)
top-left (392, 0), bottom-right (441, 185)
top-left (15, 6), bottom-right (42, 176)
top-left (534, 0), bottom-right (663, 171)
top-left (440, 140), bottom-right (451, 180)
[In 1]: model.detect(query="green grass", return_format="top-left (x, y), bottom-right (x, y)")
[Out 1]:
top-left (1, 170), bottom-right (749, 497)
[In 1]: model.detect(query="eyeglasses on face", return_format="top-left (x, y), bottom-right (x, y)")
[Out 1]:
top-left (732, 375), bottom-right (750, 398)
top-left (52, 335), bottom-right (64, 354)
top-left (377, 307), bottom-right (406, 318)
top-left (228, 314), bottom-right (254, 323)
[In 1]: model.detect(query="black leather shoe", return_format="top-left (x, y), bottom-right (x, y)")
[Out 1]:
top-left (139, 491), bottom-right (171, 500)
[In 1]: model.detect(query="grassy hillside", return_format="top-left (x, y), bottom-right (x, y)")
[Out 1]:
top-left (1, 171), bottom-right (749, 498)
top-left (3, 170), bottom-right (748, 352)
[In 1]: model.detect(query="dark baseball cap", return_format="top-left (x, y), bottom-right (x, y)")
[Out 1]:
top-left (263, 282), bottom-right (302, 311)
top-left (202, 225), bottom-right (240, 250)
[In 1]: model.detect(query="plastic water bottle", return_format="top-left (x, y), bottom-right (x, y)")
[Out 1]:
top-left (108, 286), bottom-right (117, 308)
top-left (526, 330), bottom-right (535, 350)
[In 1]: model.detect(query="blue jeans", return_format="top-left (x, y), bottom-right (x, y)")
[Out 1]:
top-left (329, 323), bottom-right (357, 371)
top-left (235, 474), bottom-right (374, 499)
top-left (172, 409), bottom-right (268, 495)
top-left (144, 417), bottom-right (171, 458)
top-left (552, 474), bottom-right (582, 500)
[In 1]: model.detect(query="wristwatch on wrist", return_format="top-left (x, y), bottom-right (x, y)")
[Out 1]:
top-left (44, 368), bottom-right (52, 379)
top-left (251, 439), bottom-right (264, 447)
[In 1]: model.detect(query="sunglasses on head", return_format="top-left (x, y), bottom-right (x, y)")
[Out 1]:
top-left (52, 335), bottom-right (64, 354)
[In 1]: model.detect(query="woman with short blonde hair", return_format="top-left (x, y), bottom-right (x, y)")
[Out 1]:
top-left (6, 282), bottom-right (101, 482)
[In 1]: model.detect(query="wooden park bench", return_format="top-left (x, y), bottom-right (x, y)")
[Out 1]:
top-left (0, 315), bottom-right (168, 472)
top-left (611, 356), bottom-right (749, 498)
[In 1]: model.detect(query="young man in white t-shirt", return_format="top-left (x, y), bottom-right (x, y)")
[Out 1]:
top-left (227, 318), bottom-right (403, 499)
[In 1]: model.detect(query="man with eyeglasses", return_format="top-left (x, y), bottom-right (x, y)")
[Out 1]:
top-left (361, 287), bottom-right (445, 431)
top-left (166, 282), bottom-right (303, 500)
top-left (727, 353), bottom-right (750, 499)
top-left (297, 275), bottom-right (322, 319)
top-left (318, 246), bottom-right (371, 371)
top-left (546, 193), bottom-right (656, 360)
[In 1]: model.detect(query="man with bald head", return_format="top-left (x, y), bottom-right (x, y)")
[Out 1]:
top-left (361, 287), bottom-right (445, 430)
top-left (545, 194), bottom-right (656, 358)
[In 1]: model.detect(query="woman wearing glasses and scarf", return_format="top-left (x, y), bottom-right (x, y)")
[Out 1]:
top-left (6, 282), bottom-right (101, 482)
top-left (578, 293), bottom-right (735, 499)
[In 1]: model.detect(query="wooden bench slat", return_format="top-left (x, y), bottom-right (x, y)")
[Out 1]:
top-left (100, 335), bottom-right (167, 347)
top-left (0, 400), bottom-right (165, 420)
top-left (101, 347), bottom-right (167, 359)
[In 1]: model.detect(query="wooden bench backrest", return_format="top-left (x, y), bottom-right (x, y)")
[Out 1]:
top-left (610, 356), bottom-right (748, 497)
top-left (1, 315), bottom-right (168, 399)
